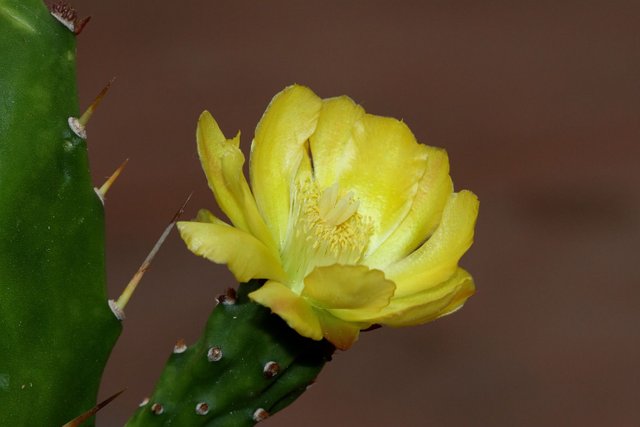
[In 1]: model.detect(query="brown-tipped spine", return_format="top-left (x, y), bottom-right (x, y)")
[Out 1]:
top-left (62, 389), bottom-right (125, 427)
top-left (96, 158), bottom-right (129, 203)
top-left (68, 78), bottom-right (116, 139)
top-left (113, 193), bottom-right (193, 314)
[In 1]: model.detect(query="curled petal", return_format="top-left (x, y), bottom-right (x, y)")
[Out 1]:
top-left (377, 268), bottom-right (475, 327)
top-left (302, 264), bottom-right (395, 322)
top-left (387, 190), bottom-right (479, 297)
top-left (364, 147), bottom-right (453, 268)
top-left (249, 281), bottom-right (322, 341)
top-left (250, 85), bottom-right (322, 248)
top-left (178, 220), bottom-right (286, 283)
top-left (309, 97), bottom-right (429, 252)
top-left (197, 111), bottom-right (275, 249)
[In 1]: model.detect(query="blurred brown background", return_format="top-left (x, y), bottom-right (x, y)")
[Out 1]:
top-left (70, 0), bottom-right (640, 425)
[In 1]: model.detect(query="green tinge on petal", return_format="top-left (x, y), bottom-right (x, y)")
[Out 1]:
top-left (309, 98), bottom-right (429, 252)
top-left (387, 190), bottom-right (479, 298)
top-left (249, 281), bottom-right (323, 341)
top-left (250, 85), bottom-right (322, 248)
top-left (378, 268), bottom-right (475, 327)
top-left (364, 147), bottom-right (453, 269)
top-left (314, 309), bottom-right (362, 350)
top-left (196, 111), bottom-right (275, 249)
top-left (302, 264), bottom-right (395, 322)
top-left (194, 208), bottom-right (219, 224)
top-left (177, 220), bottom-right (286, 283)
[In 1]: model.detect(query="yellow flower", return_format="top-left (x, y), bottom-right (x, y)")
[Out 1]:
top-left (178, 85), bottom-right (478, 350)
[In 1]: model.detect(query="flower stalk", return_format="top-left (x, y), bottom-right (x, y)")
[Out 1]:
top-left (126, 281), bottom-right (334, 426)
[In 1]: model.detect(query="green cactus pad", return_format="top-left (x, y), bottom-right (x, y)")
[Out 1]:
top-left (0, 0), bottom-right (121, 424)
top-left (126, 281), bottom-right (334, 427)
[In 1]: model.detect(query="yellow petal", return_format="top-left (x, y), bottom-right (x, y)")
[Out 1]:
top-left (302, 264), bottom-right (395, 321)
top-left (309, 96), bottom-right (365, 188)
top-left (197, 111), bottom-right (275, 249)
top-left (177, 220), bottom-right (286, 283)
top-left (378, 268), bottom-right (475, 327)
top-left (309, 97), bottom-right (429, 252)
top-left (314, 310), bottom-right (362, 350)
top-left (437, 277), bottom-right (476, 317)
top-left (249, 281), bottom-right (323, 341)
top-left (364, 147), bottom-right (453, 268)
top-left (250, 85), bottom-right (322, 247)
top-left (386, 190), bottom-right (479, 297)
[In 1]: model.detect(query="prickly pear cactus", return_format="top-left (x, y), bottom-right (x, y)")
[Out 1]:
top-left (0, 0), bottom-right (121, 425)
top-left (126, 281), bottom-right (334, 427)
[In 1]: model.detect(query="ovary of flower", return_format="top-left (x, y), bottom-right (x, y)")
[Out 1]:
top-left (177, 84), bottom-right (478, 350)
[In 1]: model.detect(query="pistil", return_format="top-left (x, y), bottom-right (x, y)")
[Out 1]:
top-left (282, 181), bottom-right (372, 292)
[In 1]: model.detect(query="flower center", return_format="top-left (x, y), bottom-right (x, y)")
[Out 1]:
top-left (283, 181), bottom-right (372, 292)
top-left (317, 183), bottom-right (359, 227)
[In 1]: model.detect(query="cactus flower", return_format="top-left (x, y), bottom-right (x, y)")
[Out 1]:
top-left (178, 85), bottom-right (478, 350)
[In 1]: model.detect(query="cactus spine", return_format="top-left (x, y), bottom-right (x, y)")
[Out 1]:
top-left (0, 0), bottom-right (121, 425)
top-left (126, 281), bottom-right (334, 426)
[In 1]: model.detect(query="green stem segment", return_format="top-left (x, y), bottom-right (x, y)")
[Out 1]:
top-left (126, 281), bottom-right (334, 427)
top-left (0, 0), bottom-right (121, 425)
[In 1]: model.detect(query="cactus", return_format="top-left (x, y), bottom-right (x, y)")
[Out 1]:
top-left (1, 2), bottom-right (478, 426)
top-left (0, 0), bottom-right (121, 425)
top-left (126, 281), bottom-right (334, 426)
